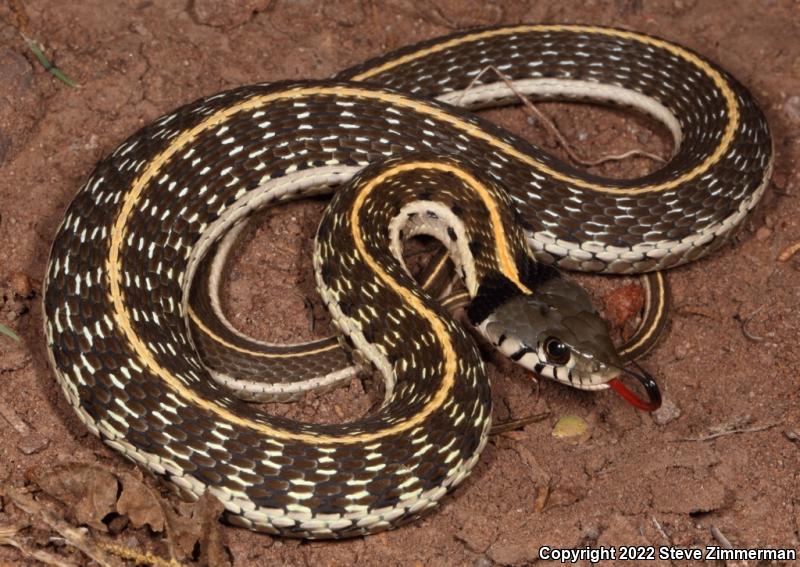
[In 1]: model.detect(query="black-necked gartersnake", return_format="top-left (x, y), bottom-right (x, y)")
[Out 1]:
top-left (43, 25), bottom-right (772, 538)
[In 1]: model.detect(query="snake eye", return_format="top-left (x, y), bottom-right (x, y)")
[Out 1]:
top-left (543, 337), bottom-right (571, 365)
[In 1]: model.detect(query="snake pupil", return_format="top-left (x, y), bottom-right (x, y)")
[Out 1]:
top-left (544, 337), bottom-right (571, 365)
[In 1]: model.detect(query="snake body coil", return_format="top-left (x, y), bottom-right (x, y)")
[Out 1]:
top-left (44, 25), bottom-right (772, 538)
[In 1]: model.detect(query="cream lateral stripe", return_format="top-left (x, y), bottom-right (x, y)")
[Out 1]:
top-left (352, 24), bottom-right (740, 193)
top-left (187, 306), bottom-right (339, 358)
top-left (618, 272), bottom-right (667, 358)
top-left (360, 161), bottom-right (531, 293)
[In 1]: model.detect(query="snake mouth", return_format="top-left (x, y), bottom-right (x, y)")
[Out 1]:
top-left (607, 362), bottom-right (662, 412)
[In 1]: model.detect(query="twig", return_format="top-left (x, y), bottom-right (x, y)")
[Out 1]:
top-left (490, 412), bottom-right (550, 435)
top-left (675, 421), bottom-right (782, 442)
top-left (740, 305), bottom-right (766, 343)
top-left (652, 516), bottom-right (671, 543)
top-left (456, 65), bottom-right (666, 168)
top-left (1, 485), bottom-right (117, 566)
top-left (777, 240), bottom-right (800, 262)
top-left (98, 542), bottom-right (184, 567)
top-left (710, 525), bottom-right (733, 549)
top-left (0, 526), bottom-right (77, 567)
top-left (403, 241), bottom-right (444, 259)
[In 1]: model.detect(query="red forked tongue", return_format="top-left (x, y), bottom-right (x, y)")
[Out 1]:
top-left (608, 365), bottom-right (662, 412)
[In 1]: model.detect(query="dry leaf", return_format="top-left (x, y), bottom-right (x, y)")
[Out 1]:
top-left (551, 415), bottom-right (591, 445)
top-left (33, 464), bottom-right (119, 531)
top-left (116, 473), bottom-right (165, 533)
top-left (533, 485), bottom-right (550, 513)
top-left (165, 492), bottom-right (228, 567)
top-left (197, 494), bottom-right (229, 567)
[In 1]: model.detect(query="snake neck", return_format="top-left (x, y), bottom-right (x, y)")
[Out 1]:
top-left (466, 260), bottom-right (560, 326)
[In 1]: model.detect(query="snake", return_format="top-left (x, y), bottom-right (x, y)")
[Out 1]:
top-left (43, 24), bottom-right (772, 538)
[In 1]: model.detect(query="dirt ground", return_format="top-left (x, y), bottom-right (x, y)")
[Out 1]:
top-left (1, 1), bottom-right (799, 565)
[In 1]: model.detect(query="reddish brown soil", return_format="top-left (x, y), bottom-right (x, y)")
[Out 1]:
top-left (1, 1), bottom-right (799, 566)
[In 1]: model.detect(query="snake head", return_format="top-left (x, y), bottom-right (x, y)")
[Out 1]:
top-left (475, 275), bottom-right (623, 391)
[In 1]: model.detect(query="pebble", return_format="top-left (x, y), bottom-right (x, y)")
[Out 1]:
top-left (17, 434), bottom-right (49, 455)
top-left (652, 397), bottom-right (681, 425)
top-left (755, 227), bottom-right (772, 241)
top-left (9, 271), bottom-right (33, 298)
top-left (582, 524), bottom-right (601, 540)
top-left (673, 341), bottom-right (691, 360)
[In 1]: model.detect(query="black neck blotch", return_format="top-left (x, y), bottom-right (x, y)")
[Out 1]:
top-left (467, 273), bottom-right (523, 325)
top-left (516, 253), bottom-right (560, 290)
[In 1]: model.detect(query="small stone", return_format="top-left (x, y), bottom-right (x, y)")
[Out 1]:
top-left (132, 22), bottom-right (151, 37)
top-left (9, 271), bottom-right (33, 299)
top-left (755, 227), bottom-right (772, 241)
top-left (17, 434), bottom-right (50, 455)
top-left (673, 342), bottom-right (691, 360)
top-left (652, 397), bottom-right (681, 425)
top-left (582, 524), bottom-right (601, 540)
top-left (84, 134), bottom-right (99, 151)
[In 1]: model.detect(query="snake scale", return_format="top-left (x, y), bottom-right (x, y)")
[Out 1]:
top-left (43, 25), bottom-right (772, 538)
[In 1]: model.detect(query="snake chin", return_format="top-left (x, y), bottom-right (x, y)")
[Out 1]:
top-left (476, 276), bottom-right (622, 391)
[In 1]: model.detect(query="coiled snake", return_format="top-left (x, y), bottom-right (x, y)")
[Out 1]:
top-left (43, 25), bottom-right (772, 538)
